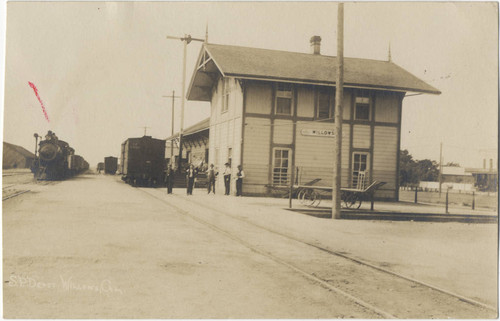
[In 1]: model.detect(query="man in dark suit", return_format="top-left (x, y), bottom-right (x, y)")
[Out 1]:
top-left (165, 164), bottom-right (174, 194)
top-left (186, 164), bottom-right (198, 195)
top-left (223, 162), bottom-right (231, 195)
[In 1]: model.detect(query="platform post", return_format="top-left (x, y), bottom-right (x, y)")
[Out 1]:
top-left (445, 189), bottom-right (449, 214)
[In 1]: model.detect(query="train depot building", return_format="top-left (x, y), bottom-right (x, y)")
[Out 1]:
top-left (186, 37), bottom-right (440, 199)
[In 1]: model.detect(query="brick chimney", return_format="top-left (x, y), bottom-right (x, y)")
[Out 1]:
top-left (310, 36), bottom-right (321, 55)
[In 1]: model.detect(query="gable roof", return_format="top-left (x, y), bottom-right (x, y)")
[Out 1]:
top-left (187, 43), bottom-right (441, 101)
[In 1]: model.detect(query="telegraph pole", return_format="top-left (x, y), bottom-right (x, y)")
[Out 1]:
top-left (162, 91), bottom-right (181, 161)
top-left (166, 33), bottom-right (205, 172)
top-left (142, 126), bottom-right (150, 136)
top-left (332, 3), bottom-right (344, 219)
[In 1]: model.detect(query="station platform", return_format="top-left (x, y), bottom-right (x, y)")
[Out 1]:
top-left (287, 200), bottom-right (497, 223)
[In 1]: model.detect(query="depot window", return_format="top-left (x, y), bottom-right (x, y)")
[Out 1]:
top-left (272, 148), bottom-right (291, 186)
top-left (275, 83), bottom-right (293, 115)
top-left (317, 87), bottom-right (334, 120)
top-left (355, 96), bottom-right (370, 121)
top-left (222, 78), bottom-right (230, 113)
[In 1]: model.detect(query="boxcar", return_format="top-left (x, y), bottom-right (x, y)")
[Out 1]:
top-left (121, 136), bottom-right (165, 187)
top-left (68, 154), bottom-right (88, 176)
top-left (104, 156), bottom-right (118, 175)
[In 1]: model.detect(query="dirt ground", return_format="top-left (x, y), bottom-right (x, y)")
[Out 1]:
top-left (2, 173), bottom-right (498, 318)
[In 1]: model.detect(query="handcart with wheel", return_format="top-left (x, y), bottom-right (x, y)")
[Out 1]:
top-left (294, 171), bottom-right (386, 208)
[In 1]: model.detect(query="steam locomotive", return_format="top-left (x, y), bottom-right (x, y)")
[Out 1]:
top-left (32, 131), bottom-right (89, 180)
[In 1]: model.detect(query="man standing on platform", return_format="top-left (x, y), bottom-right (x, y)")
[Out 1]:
top-left (165, 164), bottom-right (174, 194)
top-left (186, 164), bottom-right (198, 195)
top-left (223, 162), bottom-right (231, 195)
top-left (207, 164), bottom-right (218, 194)
top-left (235, 165), bottom-right (245, 196)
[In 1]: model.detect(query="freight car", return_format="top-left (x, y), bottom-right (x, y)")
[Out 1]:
top-left (104, 156), bottom-right (118, 175)
top-left (121, 136), bottom-right (165, 187)
top-left (68, 155), bottom-right (89, 176)
top-left (32, 131), bottom-right (89, 180)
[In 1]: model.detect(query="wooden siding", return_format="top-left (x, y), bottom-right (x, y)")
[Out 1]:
top-left (245, 82), bottom-right (272, 114)
top-left (373, 126), bottom-right (398, 198)
top-left (227, 119), bottom-right (235, 147)
top-left (343, 90), bottom-right (352, 120)
top-left (273, 119), bottom-right (293, 145)
top-left (295, 122), bottom-right (350, 187)
top-left (353, 125), bottom-right (371, 149)
top-left (207, 79), bottom-right (402, 198)
top-left (297, 85), bottom-right (315, 117)
top-left (375, 92), bottom-right (398, 123)
top-left (208, 77), bottom-right (244, 194)
top-left (243, 117), bottom-right (271, 192)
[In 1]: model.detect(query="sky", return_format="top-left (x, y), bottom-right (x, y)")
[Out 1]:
top-left (2, 1), bottom-right (498, 168)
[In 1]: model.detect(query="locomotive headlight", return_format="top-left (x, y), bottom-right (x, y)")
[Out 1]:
top-left (39, 143), bottom-right (61, 161)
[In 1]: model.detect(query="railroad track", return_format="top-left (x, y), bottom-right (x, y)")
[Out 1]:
top-left (2, 181), bottom-right (57, 201)
top-left (138, 188), bottom-right (497, 319)
top-left (2, 172), bottom-right (31, 177)
top-left (2, 190), bottom-right (31, 201)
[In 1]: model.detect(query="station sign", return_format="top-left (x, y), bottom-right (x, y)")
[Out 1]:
top-left (300, 129), bottom-right (335, 137)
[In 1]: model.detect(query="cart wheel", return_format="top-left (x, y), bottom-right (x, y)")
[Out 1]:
top-left (342, 192), bottom-right (362, 209)
top-left (311, 194), bottom-right (322, 207)
top-left (298, 189), bottom-right (307, 204)
top-left (300, 189), bottom-right (318, 207)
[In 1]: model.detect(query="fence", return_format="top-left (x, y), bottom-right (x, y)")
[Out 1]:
top-left (399, 188), bottom-right (497, 211)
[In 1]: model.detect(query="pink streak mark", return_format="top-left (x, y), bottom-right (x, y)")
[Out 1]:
top-left (28, 81), bottom-right (50, 122)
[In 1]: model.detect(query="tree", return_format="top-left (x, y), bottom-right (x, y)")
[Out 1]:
top-left (415, 159), bottom-right (439, 182)
top-left (399, 149), bottom-right (417, 186)
top-left (399, 150), bottom-right (439, 186)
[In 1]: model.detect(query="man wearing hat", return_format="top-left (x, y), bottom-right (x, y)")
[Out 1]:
top-left (223, 162), bottom-right (231, 195)
top-left (206, 164), bottom-right (218, 194)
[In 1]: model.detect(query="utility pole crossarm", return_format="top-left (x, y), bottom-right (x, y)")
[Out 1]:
top-left (166, 35), bottom-right (205, 43)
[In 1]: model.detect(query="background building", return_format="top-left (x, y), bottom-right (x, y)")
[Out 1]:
top-left (3, 142), bottom-right (35, 170)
